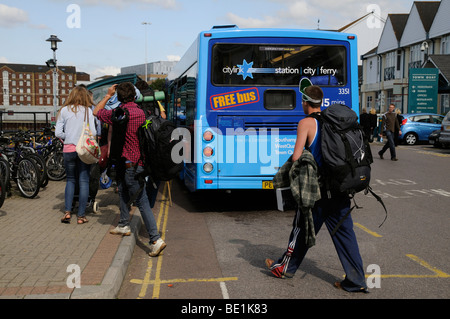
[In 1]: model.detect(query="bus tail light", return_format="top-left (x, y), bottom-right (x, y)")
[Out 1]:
top-left (203, 147), bottom-right (213, 157)
top-left (203, 131), bottom-right (214, 141)
top-left (204, 180), bottom-right (213, 184)
top-left (203, 162), bottom-right (213, 173)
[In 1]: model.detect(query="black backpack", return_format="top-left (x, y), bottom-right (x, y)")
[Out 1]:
top-left (107, 107), bottom-right (130, 181)
top-left (138, 115), bottom-right (183, 183)
top-left (310, 104), bottom-right (387, 234)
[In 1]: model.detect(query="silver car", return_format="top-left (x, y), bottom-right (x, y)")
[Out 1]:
top-left (438, 111), bottom-right (450, 148)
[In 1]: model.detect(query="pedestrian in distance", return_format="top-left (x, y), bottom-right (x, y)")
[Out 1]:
top-left (56, 85), bottom-right (97, 224)
top-left (369, 107), bottom-right (378, 142)
top-left (94, 82), bottom-right (166, 257)
top-left (378, 104), bottom-right (401, 161)
top-left (359, 108), bottom-right (371, 142)
top-left (265, 80), bottom-right (368, 293)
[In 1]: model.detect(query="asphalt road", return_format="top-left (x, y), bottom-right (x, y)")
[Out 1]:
top-left (118, 142), bottom-right (450, 303)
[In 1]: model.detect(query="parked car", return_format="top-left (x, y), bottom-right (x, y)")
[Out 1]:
top-left (399, 113), bottom-right (445, 145)
top-left (428, 129), bottom-right (442, 148)
top-left (437, 111), bottom-right (450, 148)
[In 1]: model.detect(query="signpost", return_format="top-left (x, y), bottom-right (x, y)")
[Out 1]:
top-left (408, 68), bottom-right (439, 113)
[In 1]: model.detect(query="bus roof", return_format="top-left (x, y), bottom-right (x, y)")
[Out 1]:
top-left (201, 25), bottom-right (357, 41)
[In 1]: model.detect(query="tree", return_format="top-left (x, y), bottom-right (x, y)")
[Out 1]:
top-left (149, 78), bottom-right (167, 92)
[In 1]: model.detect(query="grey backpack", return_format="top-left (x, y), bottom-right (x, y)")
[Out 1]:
top-left (310, 104), bottom-right (387, 234)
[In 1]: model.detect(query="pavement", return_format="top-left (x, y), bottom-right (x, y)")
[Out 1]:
top-left (0, 177), bottom-right (143, 299)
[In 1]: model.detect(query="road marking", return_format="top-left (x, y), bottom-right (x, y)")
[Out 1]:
top-left (406, 254), bottom-right (450, 278)
top-left (220, 282), bottom-right (230, 299)
top-left (354, 223), bottom-right (383, 238)
top-left (131, 181), bottom-right (238, 299)
top-left (417, 151), bottom-right (450, 158)
top-left (365, 254), bottom-right (450, 279)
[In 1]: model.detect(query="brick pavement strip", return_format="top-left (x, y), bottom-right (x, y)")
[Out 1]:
top-left (0, 179), bottom-right (130, 298)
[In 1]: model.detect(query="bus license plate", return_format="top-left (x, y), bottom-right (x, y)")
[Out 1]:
top-left (262, 181), bottom-right (274, 189)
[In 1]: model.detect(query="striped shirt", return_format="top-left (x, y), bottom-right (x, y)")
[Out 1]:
top-left (97, 102), bottom-right (145, 165)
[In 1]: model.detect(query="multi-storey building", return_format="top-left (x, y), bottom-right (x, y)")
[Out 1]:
top-left (120, 61), bottom-right (177, 82)
top-left (0, 63), bottom-right (77, 107)
top-left (360, 0), bottom-right (450, 114)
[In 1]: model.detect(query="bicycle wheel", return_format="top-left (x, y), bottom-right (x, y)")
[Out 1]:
top-left (27, 153), bottom-right (48, 188)
top-left (16, 158), bottom-right (40, 198)
top-left (0, 158), bottom-right (11, 197)
top-left (46, 151), bottom-right (66, 181)
top-left (0, 170), bottom-right (5, 208)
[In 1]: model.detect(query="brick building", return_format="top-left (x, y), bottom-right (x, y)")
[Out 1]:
top-left (0, 63), bottom-right (77, 107)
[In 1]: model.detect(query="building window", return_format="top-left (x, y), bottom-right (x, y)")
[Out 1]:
top-left (409, 44), bottom-right (422, 69)
top-left (366, 96), bottom-right (373, 109)
top-left (442, 35), bottom-right (450, 54)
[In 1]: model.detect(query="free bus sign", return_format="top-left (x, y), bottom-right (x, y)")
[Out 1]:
top-left (210, 88), bottom-right (260, 110)
top-left (408, 68), bottom-right (439, 113)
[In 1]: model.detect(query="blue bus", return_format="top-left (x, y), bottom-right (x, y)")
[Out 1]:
top-left (168, 25), bottom-right (359, 192)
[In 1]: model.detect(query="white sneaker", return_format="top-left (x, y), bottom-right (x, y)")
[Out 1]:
top-left (110, 225), bottom-right (131, 236)
top-left (149, 238), bottom-right (166, 257)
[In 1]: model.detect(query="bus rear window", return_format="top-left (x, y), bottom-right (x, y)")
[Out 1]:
top-left (212, 44), bottom-right (346, 87)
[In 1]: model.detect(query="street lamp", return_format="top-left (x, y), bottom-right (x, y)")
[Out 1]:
top-left (142, 22), bottom-right (151, 82)
top-left (421, 41), bottom-right (429, 65)
top-left (46, 35), bottom-right (62, 125)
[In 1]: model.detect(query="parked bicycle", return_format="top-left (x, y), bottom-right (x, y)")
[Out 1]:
top-left (0, 135), bottom-right (41, 199)
top-left (30, 128), bottom-right (66, 181)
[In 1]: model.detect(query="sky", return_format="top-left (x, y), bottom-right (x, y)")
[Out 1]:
top-left (0, 0), bottom-right (432, 80)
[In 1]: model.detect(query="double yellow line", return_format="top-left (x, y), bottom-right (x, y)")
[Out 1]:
top-left (134, 181), bottom-right (171, 299)
top-left (132, 182), bottom-right (237, 299)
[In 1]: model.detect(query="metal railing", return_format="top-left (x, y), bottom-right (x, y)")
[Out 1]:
top-left (0, 111), bottom-right (51, 132)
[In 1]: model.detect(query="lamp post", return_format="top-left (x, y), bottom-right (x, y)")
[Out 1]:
top-left (46, 35), bottom-right (62, 125)
top-left (142, 22), bottom-right (151, 82)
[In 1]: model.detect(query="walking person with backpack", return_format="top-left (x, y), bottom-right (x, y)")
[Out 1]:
top-left (265, 79), bottom-right (368, 293)
top-left (378, 104), bottom-right (401, 161)
top-left (93, 82), bottom-right (166, 257)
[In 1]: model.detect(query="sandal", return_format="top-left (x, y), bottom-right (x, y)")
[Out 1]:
top-left (61, 212), bottom-right (71, 224)
top-left (77, 216), bottom-right (89, 224)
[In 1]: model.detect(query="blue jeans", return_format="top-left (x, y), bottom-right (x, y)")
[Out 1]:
top-left (380, 130), bottom-right (397, 159)
top-left (63, 152), bottom-right (91, 217)
top-left (274, 194), bottom-right (367, 292)
top-left (118, 166), bottom-right (160, 243)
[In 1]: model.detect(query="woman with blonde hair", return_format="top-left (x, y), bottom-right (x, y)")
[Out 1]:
top-left (56, 86), bottom-right (97, 224)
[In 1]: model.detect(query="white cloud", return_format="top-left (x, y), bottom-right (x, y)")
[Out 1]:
top-left (226, 12), bottom-right (280, 29)
top-left (90, 66), bottom-right (121, 80)
top-left (80, 0), bottom-right (179, 10)
top-left (227, 0), bottom-right (411, 30)
top-left (0, 4), bottom-right (28, 28)
top-left (0, 57), bottom-right (9, 63)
